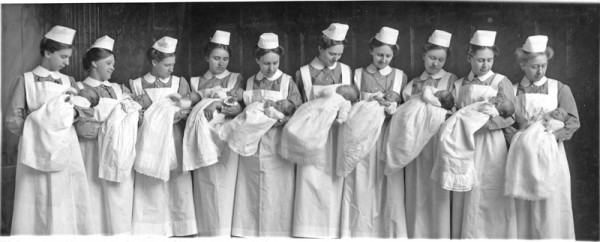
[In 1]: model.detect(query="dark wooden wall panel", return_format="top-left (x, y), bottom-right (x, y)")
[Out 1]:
top-left (1, 2), bottom-right (598, 239)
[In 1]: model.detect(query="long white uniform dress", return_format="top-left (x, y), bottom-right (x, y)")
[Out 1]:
top-left (451, 71), bottom-right (517, 239)
top-left (130, 73), bottom-right (197, 236)
top-left (511, 77), bottom-right (576, 239)
top-left (340, 64), bottom-right (407, 238)
top-left (188, 70), bottom-right (242, 237)
top-left (399, 70), bottom-right (455, 239)
top-left (10, 66), bottom-right (94, 235)
top-left (292, 59), bottom-right (351, 238)
top-left (231, 70), bottom-right (301, 237)
top-left (75, 77), bottom-right (134, 235)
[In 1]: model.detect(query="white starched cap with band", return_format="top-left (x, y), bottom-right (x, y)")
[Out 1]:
top-left (322, 23), bottom-right (349, 41)
top-left (153, 36), bottom-right (178, 54)
top-left (469, 30), bottom-right (496, 46)
top-left (91, 35), bottom-right (114, 51)
top-left (522, 35), bottom-right (548, 53)
top-left (258, 33), bottom-right (279, 49)
top-left (45, 25), bottom-right (76, 45)
top-left (211, 30), bottom-right (230, 45)
top-left (429, 30), bottom-right (452, 47)
top-left (375, 26), bottom-right (399, 45)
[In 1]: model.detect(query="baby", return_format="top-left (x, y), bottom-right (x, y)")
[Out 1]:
top-left (543, 107), bottom-right (568, 132)
top-left (476, 94), bottom-right (515, 119)
top-left (371, 90), bottom-right (401, 114)
top-left (421, 85), bottom-right (455, 111)
top-left (281, 84), bottom-right (359, 167)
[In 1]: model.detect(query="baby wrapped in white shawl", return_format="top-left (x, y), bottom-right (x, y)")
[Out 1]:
top-left (432, 94), bottom-right (515, 192)
top-left (217, 99), bottom-right (295, 157)
top-left (280, 84), bottom-right (358, 167)
top-left (504, 107), bottom-right (569, 200)
top-left (182, 87), bottom-right (244, 170)
top-left (134, 93), bottom-right (191, 181)
top-left (381, 86), bottom-right (453, 176)
top-left (20, 89), bottom-right (97, 171)
top-left (336, 90), bottom-right (402, 177)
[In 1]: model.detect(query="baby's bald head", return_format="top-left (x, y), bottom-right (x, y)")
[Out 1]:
top-left (336, 85), bottom-right (359, 102)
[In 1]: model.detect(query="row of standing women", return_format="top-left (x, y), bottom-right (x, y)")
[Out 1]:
top-left (6, 23), bottom-right (579, 239)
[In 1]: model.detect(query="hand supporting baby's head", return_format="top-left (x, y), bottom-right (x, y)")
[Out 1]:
top-left (78, 88), bottom-right (100, 108)
top-left (434, 90), bottom-right (454, 111)
top-left (336, 84), bottom-right (359, 102)
top-left (490, 94), bottom-right (515, 118)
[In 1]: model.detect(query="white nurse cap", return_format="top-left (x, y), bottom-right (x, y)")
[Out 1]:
top-left (428, 30), bottom-right (452, 47)
top-left (322, 23), bottom-right (349, 41)
top-left (45, 25), bottom-right (76, 45)
top-left (469, 30), bottom-right (496, 46)
top-left (91, 35), bottom-right (114, 51)
top-left (522, 35), bottom-right (548, 53)
top-left (257, 33), bottom-right (279, 49)
top-left (152, 36), bottom-right (178, 54)
top-left (375, 26), bottom-right (399, 45)
top-left (211, 30), bottom-right (230, 45)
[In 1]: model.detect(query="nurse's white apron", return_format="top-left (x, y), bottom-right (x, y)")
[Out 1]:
top-left (12, 72), bottom-right (94, 235)
top-left (190, 74), bottom-right (241, 237)
top-left (130, 76), bottom-right (197, 236)
top-left (452, 74), bottom-right (517, 239)
top-left (401, 73), bottom-right (452, 238)
top-left (231, 73), bottom-right (295, 237)
top-left (512, 78), bottom-right (575, 239)
top-left (76, 81), bottom-right (135, 235)
top-left (340, 68), bottom-right (406, 238)
top-left (291, 63), bottom-right (350, 238)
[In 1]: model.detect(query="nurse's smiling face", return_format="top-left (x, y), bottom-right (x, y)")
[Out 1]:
top-left (468, 48), bottom-right (494, 76)
top-left (423, 48), bottom-right (447, 75)
top-left (207, 48), bottom-right (229, 75)
top-left (93, 54), bottom-right (115, 81)
top-left (46, 48), bottom-right (73, 72)
top-left (318, 44), bottom-right (344, 67)
top-left (370, 45), bottom-right (394, 70)
top-left (152, 56), bottom-right (176, 79)
top-left (520, 54), bottom-right (548, 83)
top-left (256, 52), bottom-right (280, 78)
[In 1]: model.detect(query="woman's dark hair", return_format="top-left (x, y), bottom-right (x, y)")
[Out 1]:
top-left (252, 45), bottom-right (285, 59)
top-left (468, 44), bottom-right (499, 57)
top-left (39, 38), bottom-right (73, 57)
top-left (422, 43), bottom-right (451, 58)
top-left (514, 46), bottom-right (554, 64)
top-left (204, 42), bottom-right (232, 58)
top-left (82, 47), bottom-right (113, 71)
top-left (317, 33), bottom-right (348, 50)
top-left (369, 37), bottom-right (400, 54)
top-left (146, 47), bottom-right (176, 64)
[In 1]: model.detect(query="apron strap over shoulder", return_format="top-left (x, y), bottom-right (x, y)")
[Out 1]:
top-left (300, 65), bottom-right (313, 100)
top-left (340, 63), bottom-right (351, 85)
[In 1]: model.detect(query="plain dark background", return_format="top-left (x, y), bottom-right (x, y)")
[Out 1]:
top-left (1, 2), bottom-right (598, 239)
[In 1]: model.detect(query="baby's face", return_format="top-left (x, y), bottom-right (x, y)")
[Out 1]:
top-left (226, 88), bottom-right (244, 102)
top-left (493, 97), bottom-right (514, 118)
top-left (383, 91), bottom-right (401, 103)
top-left (550, 108), bottom-right (569, 122)
top-left (275, 100), bottom-right (294, 116)
top-left (336, 85), bottom-right (358, 102)
top-left (78, 88), bottom-right (99, 107)
top-left (134, 94), bottom-right (152, 109)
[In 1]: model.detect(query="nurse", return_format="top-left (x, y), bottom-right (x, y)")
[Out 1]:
top-left (340, 26), bottom-right (408, 238)
top-left (292, 23), bottom-right (351, 239)
top-left (231, 33), bottom-right (302, 237)
top-left (187, 30), bottom-right (244, 237)
top-left (7, 26), bottom-right (94, 235)
top-left (129, 36), bottom-right (197, 236)
top-left (401, 30), bottom-right (456, 239)
top-left (74, 35), bottom-right (135, 235)
top-left (511, 35), bottom-right (577, 239)
top-left (451, 30), bottom-right (517, 239)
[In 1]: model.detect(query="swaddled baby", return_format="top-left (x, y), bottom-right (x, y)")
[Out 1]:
top-left (504, 107), bottom-right (569, 201)
top-left (381, 85), bottom-right (455, 176)
top-left (281, 84), bottom-right (359, 167)
top-left (432, 94), bottom-right (514, 192)
top-left (217, 98), bottom-right (296, 157)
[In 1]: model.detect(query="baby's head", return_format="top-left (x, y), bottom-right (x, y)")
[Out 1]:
top-left (226, 87), bottom-right (245, 104)
top-left (274, 99), bottom-right (296, 116)
top-left (548, 108), bottom-right (569, 122)
top-left (383, 90), bottom-right (401, 104)
top-left (134, 94), bottom-right (153, 109)
top-left (336, 85), bottom-right (359, 102)
top-left (490, 94), bottom-right (515, 118)
top-left (78, 88), bottom-right (100, 108)
top-left (434, 90), bottom-right (454, 111)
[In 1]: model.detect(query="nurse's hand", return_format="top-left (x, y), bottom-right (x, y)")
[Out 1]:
top-left (204, 101), bottom-right (223, 121)
top-left (174, 109), bottom-right (191, 123)
top-left (221, 104), bottom-right (242, 117)
top-left (75, 119), bottom-right (101, 139)
top-left (272, 116), bottom-right (289, 127)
